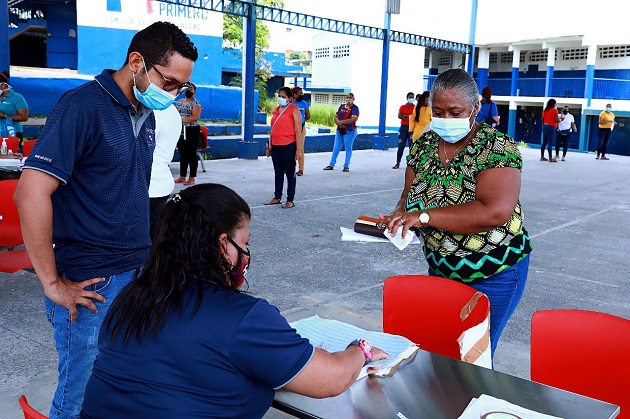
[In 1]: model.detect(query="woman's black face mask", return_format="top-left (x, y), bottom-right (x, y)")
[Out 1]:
top-left (296, 95), bottom-right (304, 102)
top-left (185, 90), bottom-right (194, 98)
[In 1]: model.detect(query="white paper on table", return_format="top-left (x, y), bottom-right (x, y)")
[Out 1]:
top-left (290, 315), bottom-right (419, 380)
top-left (340, 227), bottom-right (421, 245)
top-left (458, 394), bottom-right (563, 419)
top-left (0, 158), bottom-right (24, 166)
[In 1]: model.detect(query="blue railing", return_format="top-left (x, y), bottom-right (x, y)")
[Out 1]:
top-left (593, 78), bottom-right (630, 100)
top-left (472, 76), bottom-right (628, 100)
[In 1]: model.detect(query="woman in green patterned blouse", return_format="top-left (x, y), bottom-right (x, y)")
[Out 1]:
top-left (382, 69), bottom-right (532, 358)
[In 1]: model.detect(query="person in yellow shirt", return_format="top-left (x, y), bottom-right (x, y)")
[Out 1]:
top-left (409, 91), bottom-right (431, 142)
top-left (596, 103), bottom-right (617, 160)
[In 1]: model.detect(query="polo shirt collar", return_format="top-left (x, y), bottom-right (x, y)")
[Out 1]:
top-left (95, 69), bottom-right (132, 107)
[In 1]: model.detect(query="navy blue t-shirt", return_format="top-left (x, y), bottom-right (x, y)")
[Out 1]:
top-left (81, 285), bottom-right (314, 418)
top-left (24, 70), bottom-right (155, 280)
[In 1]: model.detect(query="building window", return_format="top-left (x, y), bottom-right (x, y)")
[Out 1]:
top-left (437, 56), bottom-right (451, 66)
top-left (562, 48), bottom-right (588, 60)
top-left (313, 93), bottom-right (329, 104)
top-left (529, 50), bottom-right (548, 62)
top-left (500, 52), bottom-right (513, 63)
top-left (424, 56), bottom-right (430, 67)
top-left (315, 48), bottom-right (329, 59)
top-left (520, 51), bottom-right (526, 63)
top-left (332, 45), bottom-right (350, 58)
top-left (599, 45), bottom-right (630, 58)
top-left (332, 94), bottom-right (347, 104)
top-left (489, 53), bottom-right (498, 64)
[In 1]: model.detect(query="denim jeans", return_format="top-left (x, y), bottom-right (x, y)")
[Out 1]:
top-left (541, 124), bottom-right (555, 158)
top-left (329, 129), bottom-right (358, 168)
top-left (45, 268), bottom-right (139, 419)
top-left (270, 141), bottom-right (297, 202)
top-left (429, 255), bottom-right (530, 358)
top-left (396, 125), bottom-right (412, 164)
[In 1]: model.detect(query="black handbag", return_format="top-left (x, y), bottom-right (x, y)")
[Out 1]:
top-left (353, 216), bottom-right (388, 239)
top-left (338, 126), bottom-right (347, 136)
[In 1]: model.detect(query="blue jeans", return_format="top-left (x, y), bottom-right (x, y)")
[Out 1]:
top-left (329, 129), bottom-right (358, 168)
top-left (270, 141), bottom-right (297, 202)
top-left (429, 255), bottom-right (529, 358)
top-left (396, 125), bottom-right (412, 164)
top-left (45, 268), bottom-right (139, 419)
top-left (541, 124), bottom-right (555, 158)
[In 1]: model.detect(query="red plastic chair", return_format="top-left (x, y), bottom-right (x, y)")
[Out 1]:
top-left (531, 309), bottom-right (630, 417)
top-left (2, 135), bottom-right (20, 153)
top-left (22, 139), bottom-right (36, 157)
top-left (197, 125), bottom-right (209, 173)
top-left (18, 395), bottom-right (48, 419)
top-left (383, 275), bottom-right (489, 361)
top-left (0, 179), bottom-right (32, 273)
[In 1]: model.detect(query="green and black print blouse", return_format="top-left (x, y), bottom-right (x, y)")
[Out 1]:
top-left (405, 123), bottom-right (532, 281)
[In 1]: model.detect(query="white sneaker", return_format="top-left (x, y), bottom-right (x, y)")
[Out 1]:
top-left (554, 154), bottom-right (560, 160)
top-left (561, 156), bottom-right (565, 161)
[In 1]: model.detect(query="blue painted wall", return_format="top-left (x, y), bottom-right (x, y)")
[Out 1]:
top-left (46, 4), bottom-right (78, 69)
top-left (11, 76), bottom-right (258, 126)
top-left (77, 26), bottom-right (222, 86)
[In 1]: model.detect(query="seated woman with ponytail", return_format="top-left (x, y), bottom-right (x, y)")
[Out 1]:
top-left (81, 183), bottom-right (388, 419)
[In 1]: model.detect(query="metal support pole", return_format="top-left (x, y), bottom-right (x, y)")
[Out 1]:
top-left (242, 3), bottom-right (256, 143)
top-left (466, 0), bottom-right (478, 75)
top-left (1, 0), bottom-right (10, 73)
top-left (378, 12), bottom-right (391, 137)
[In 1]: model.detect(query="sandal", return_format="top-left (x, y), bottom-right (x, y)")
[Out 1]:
top-left (296, 170), bottom-right (304, 176)
top-left (183, 178), bottom-right (195, 186)
top-left (540, 156), bottom-right (548, 161)
top-left (392, 163), bottom-right (400, 169)
top-left (282, 201), bottom-right (295, 209)
top-left (342, 167), bottom-right (349, 172)
top-left (174, 177), bottom-right (186, 184)
top-left (548, 158), bottom-right (557, 163)
top-left (265, 198), bottom-right (282, 205)
top-left (323, 166), bottom-right (334, 170)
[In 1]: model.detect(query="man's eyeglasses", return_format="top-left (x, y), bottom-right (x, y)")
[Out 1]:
top-left (144, 58), bottom-right (193, 94)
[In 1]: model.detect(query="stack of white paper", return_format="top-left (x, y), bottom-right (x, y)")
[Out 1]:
top-left (458, 394), bottom-right (563, 419)
top-left (290, 315), bottom-right (419, 379)
top-left (340, 227), bottom-right (421, 245)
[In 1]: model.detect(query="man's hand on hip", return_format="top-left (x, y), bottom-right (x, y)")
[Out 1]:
top-left (44, 276), bottom-right (107, 323)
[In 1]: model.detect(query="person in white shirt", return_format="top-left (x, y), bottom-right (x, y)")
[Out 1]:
top-left (555, 105), bottom-right (577, 161)
top-left (150, 104), bottom-right (183, 238)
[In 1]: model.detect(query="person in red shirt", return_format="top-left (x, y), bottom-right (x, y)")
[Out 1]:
top-left (264, 87), bottom-right (303, 209)
top-left (393, 91), bottom-right (415, 169)
top-left (541, 98), bottom-right (560, 162)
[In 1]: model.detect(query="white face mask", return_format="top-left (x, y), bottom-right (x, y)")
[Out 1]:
top-left (407, 98), bottom-right (415, 104)
top-left (278, 97), bottom-right (288, 107)
top-left (606, 107), bottom-right (612, 113)
top-left (430, 109), bottom-right (475, 144)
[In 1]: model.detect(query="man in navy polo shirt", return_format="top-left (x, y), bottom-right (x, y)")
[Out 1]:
top-left (14, 22), bottom-right (197, 419)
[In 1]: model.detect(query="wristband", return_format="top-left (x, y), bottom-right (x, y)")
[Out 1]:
top-left (348, 338), bottom-right (374, 364)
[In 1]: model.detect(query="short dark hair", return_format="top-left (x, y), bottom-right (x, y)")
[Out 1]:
top-left (125, 21), bottom-right (198, 66)
top-left (407, 91), bottom-right (415, 98)
top-left (279, 86), bottom-right (293, 98)
top-left (291, 86), bottom-right (303, 95)
top-left (104, 183), bottom-right (251, 344)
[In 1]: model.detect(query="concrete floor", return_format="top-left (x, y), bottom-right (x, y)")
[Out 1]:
top-left (2, 145), bottom-right (629, 418)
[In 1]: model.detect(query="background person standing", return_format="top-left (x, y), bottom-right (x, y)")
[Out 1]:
top-left (541, 99), bottom-right (560, 162)
top-left (323, 93), bottom-right (360, 172)
top-left (596, 103), bottom-right (617, 160)
top-left (265, 87), bottom-right (302, 209)
top-left (409, 91), bottom-right (431, 142)
top-left (292, 86), bottom-right (310, 176)
top-left (475, 86), bottom-right (499, 128)
top-left (393, 91), bottom-right (415, 169)
top-left (175, 83), bottom-right (202, 186)
top-left (0, 71), bottom-right (29, 150)
top-left (149, 104), bottom-right (183, 239)
top-left (555, 105), bottom-right (577, 161)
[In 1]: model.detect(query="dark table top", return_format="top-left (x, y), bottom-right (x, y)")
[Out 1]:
top-left (273, 349), bottom-right (620, 419)
top-left (0, 164), bottom-right (22, 180)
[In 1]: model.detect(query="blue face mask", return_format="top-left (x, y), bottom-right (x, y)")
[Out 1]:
top-left (133, 59), bottom-right (176, 110)
top-left (430, 109), bottom-right (474, 144)
top-left (407, 98), bottom-right (415, 104)
top-left (606, 107), bottom-right (612, 113)
top-left (278, 97), bottom-right (288, 107)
